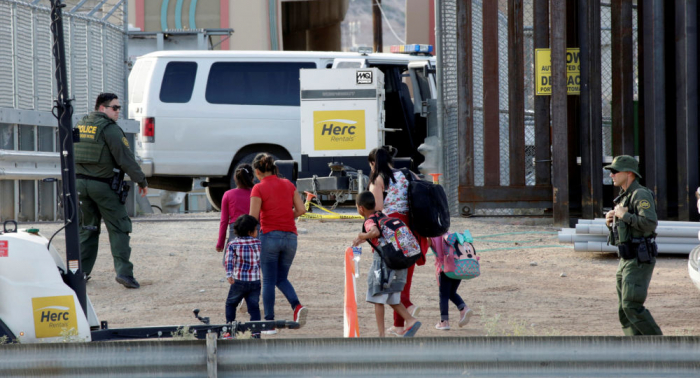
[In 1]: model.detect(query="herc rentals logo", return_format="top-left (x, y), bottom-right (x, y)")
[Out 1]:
top-left (313, 110), bottom-right (366, 151)
top-left (32, 296), bottom-right (77, 338)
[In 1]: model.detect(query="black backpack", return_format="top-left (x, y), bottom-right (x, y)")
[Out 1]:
top-left (400, 169), bottom-right (450, 237)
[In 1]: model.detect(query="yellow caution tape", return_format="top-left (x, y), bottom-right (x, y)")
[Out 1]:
top-left (299, 213), bottom-right (363, 220)
top-left (299, 201), bottom-right (364, 220)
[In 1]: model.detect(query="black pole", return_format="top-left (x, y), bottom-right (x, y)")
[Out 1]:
top-left (372, 0), bottom-right (383, 53)
top-left (49, 0), bottom-right (87, 316)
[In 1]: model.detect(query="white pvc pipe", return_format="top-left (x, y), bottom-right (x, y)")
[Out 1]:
top-left (574, 241), bottom-right (615, 252)
top-left (580, 241), bottom-right (697, 254)
top-left (561, 233), bottom-right (699, 245)
top-left (559, 233), bottom-right (608, 243)
top-left (577, 224), bottom-right (700, 238)
top-left (577, 219), bottom-right (700, 227)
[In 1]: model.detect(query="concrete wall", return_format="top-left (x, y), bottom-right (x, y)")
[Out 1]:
top-left (229, 0), bottom-right (271, 50)
top-left (128, 0), bottom-right (348, 51)
top-left (405, 0), bottom-right (432, 45)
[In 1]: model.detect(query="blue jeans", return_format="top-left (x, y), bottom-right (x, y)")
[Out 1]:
top-left (260, 230), bottom-right (301, 321)
top-left (439, 272), bottom-right (465, 321)
top-left (225, 280), bottom-right (261, 323)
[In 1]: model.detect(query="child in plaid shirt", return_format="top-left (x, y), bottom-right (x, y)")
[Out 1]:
top-left (224, 214), bottom-right (261, 337)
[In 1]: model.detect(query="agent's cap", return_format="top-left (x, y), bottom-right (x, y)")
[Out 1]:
top-left (604, 155), bottom-right (641, 178)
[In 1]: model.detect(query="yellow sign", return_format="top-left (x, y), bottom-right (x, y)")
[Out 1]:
top-left (32, 295), bottom-right (78, 338)
top-left (313, 110), bottom-right (366, 151)
top-left (535, 48), bottom-right (581, 95)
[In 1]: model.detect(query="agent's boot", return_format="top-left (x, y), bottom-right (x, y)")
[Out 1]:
top-left (116, 275), bottom-right (140, 289)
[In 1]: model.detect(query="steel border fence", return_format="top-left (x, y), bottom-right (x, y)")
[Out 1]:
top-left (0, 0), bottom-right (130, 222)
top-left (437, 0), bottom-right (636, 216)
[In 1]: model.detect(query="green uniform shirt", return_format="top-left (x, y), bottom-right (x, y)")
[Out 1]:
top-left (608, 180), bottom-right (657, 245)
top-left (74, 112), bottom-right (147, 188)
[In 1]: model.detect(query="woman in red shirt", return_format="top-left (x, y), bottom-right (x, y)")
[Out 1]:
top-left (249, 153), bottom-right (308, 333)
top-left (216, 164), bottom-right (254, 252)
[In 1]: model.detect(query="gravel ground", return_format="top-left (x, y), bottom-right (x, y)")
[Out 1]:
top-left (22, 212), bottom-right (700, 338)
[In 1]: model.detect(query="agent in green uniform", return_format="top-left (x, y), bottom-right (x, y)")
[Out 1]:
top-left (74, 93), bottom-right (148, 289)
top-left (604, 155), bottom-right (662, 335)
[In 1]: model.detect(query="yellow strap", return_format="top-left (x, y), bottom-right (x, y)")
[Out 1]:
top-left (299, 213), bottom-right (364, 220)
top-left (301, 198), bottom-right (364, 220)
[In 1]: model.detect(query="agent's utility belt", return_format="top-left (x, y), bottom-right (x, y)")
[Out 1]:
top-left (76, 174), bottom-right (111, 185)
top-left (76, 171), bottom-right (130, 204)
top-left (618, 237), bottom-right (658, 263)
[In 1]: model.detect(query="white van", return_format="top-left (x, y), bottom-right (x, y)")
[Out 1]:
top-left (128, 49), bottom-right (436, 210)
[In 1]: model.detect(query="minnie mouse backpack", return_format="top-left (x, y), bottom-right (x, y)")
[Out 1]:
top-left (442, 230), bottom-right (480, 280)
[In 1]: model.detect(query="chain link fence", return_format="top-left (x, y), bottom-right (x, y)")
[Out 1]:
top-left (0, 0), bottom-right (128, 222)
top-left (600, 1), bottom-right (638, 185)
top-left (437, 0), bottom-right (460, 217)
top-left (437, 0), bottom-right (636, 216)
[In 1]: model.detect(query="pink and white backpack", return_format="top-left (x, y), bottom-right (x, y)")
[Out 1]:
top-left (442, 231), bottom-right (480, 280)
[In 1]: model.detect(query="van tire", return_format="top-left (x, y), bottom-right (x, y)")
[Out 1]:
top-left (205, 152), bottom-right (281, 211)
top-left (205, 178), bottom-right (228, 211)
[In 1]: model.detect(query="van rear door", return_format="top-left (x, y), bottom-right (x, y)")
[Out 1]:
top-left (128, 59), bottom-right (154, 119)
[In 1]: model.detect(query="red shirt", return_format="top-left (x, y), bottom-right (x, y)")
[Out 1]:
top-left (217, 188), bottom-right (252, 250)
top-left (363, 213), bottom-right (381, 246)
top-left (251, 175), bottom-right (297, 234)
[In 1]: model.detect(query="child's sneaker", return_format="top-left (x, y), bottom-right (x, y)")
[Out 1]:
top-left (458, 308), bottom-right (473, 327)
top-left (221, 332), bottom-right (233, 340)
top-left (435, 320), bottom-right (450, 330)
top-left (293, 304), bottom-right (308, 328)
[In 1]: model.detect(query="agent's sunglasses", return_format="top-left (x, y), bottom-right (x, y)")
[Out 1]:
top-left (609, 169), bottom-right (619, 174)
top-left (108, 105), bottom-right (121, 111)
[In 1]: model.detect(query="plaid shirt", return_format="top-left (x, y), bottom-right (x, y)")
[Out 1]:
top-left (224, 236), bottom-right (261, 281)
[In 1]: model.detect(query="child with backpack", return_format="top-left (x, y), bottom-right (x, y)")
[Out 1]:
top-left (352, 191), bottom-right (422, 338)
top-left (429, 232), bottom-right (477, 330)
top-left (367, 147), bottom-right (427, 336)
top-left (222, 214), bottom-right (262, 339)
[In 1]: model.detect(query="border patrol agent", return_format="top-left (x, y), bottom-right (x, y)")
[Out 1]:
top-left (74, 93), bottom-right (148, 289)
top-left (604, 155), bottom-right (662, 335)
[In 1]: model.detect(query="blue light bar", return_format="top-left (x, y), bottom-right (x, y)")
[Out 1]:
top-left (390, 44), bottom-right (434, 54)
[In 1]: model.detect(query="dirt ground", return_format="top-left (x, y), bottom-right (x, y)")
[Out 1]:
top-left (26, 213), bottom-right (700, 338)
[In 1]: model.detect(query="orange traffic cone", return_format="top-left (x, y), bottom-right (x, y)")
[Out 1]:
top-left (344, 247), bottom-right (360, 338)
top-left (303, 191), bottom-right (316, 212)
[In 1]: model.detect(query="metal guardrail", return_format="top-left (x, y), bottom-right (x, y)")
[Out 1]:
top-left (0, 150), bottom-right (61, 180)
top-left (1, 336), bottom-right (699, 377)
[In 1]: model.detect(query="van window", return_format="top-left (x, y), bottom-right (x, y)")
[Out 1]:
top-left (129, 60), bottom-right (152, 104)
top-left (160, 62), bottom-right (197, 103)
top-left (205, 62), bottom-right (316, 106)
